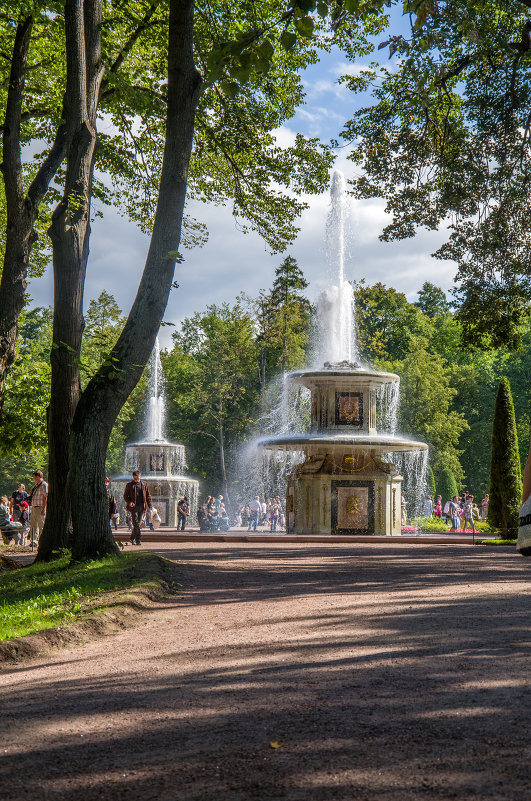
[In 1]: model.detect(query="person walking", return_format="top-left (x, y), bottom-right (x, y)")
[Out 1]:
top-left (423, 495), bottom-right (433, 517)
top-left (248, 496), bottom-right (261, 532)
top-left (448, 495), bottom-right (460, 533)
top-left (28, 470), bottom-right (47, 547)
top-left (461, 494), bottom-right (476, 533)
top-left (177, 496), bottom-right (190, 530)
top-left (481, 493), bottom-right (489, 521)
top-left (123, 470), bottom-right (152, 545)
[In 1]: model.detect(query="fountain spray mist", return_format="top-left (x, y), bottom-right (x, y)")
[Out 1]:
top-left (145, 337), bottom-right (166, 442)
top-left (316, 170), bottom-right (357, 365)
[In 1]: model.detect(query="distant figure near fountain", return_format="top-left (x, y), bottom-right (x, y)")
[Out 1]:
top-left (258, 171), bottom-right (427, 535)
top-left (112, 338), bottom-right (199, 527)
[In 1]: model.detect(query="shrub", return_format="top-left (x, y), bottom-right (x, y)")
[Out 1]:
top-left (437, 467), bottom-right (458, 504)
top-left (488, 377), bottom-right (522, 538)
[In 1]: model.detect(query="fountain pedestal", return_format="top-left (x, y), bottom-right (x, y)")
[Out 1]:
top-left (260, 365), bottom-right (427, 536)
top-left (112, 441), bottom-right (199, 527)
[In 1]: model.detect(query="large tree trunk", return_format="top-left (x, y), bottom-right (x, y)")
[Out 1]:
top-left (0, 10), bottom-right (78, 418)
top-left (38, 0), bottom-right (104, 561)
top-left (68, 0), bottom-right (201, 560)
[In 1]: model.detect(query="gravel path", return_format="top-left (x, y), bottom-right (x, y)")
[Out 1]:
top-left (1, 542), bottom-right (530, 801)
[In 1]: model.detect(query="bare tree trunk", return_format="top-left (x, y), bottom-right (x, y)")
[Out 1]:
top-left (68, 0), bottom-right (201, 560)
top-left (38, 0), bottom-right (104, 561)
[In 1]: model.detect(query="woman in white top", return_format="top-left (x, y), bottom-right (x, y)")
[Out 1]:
top-left (517, 429), bottom-right (531, 556)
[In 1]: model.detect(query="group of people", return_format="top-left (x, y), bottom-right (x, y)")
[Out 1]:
top-left (0, 472), bottom-right (48, 547)
top-left (197, 495), bottom-right (230, 532)
top-left (235, 496), bottom-right (285, 532)
top-left (423, 491), bottom-right (489, 533)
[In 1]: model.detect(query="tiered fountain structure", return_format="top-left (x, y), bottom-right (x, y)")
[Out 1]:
top-left (112, 339), bottom-right (199, 526)
top-left (258, 172), bottom-right (427, 535)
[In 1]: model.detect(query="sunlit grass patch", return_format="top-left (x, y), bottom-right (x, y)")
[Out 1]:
top-left (477, 539), bottom-right (517, 546)
top-left (0, 552), bottom-right (163, 641)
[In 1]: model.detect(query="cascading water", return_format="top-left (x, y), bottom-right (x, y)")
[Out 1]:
top-left (112, 337), bottom-right (199, 527)
top-left (316, 170), bottom-right (357, 365)
top-left (145, 337), bottom-right (165, 442)
top-left (255, 168), bottom-right (429, 535)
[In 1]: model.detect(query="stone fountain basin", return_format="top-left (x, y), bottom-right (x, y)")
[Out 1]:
top-left (287, 368), bottom-right (400, 389)
top-left (258, 434), bottom-right (428, 454)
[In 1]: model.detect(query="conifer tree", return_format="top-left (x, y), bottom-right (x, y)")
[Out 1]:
top-left (488, 377), bottom-right (522, 538)
top-left (427, 466), bottom-right (436, 500)
top-left (438, 468), bottom-right (458, 505)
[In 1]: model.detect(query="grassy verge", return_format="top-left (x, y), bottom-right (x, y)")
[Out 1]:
top-left (0, 551), bottom-right (172, 642)
top-left (409, 517), bottom-right (497, 534)
top-left (476, 538), bottom-right (517, 546)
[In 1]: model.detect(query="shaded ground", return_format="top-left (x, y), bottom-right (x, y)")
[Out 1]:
top-left (1, 542), bottom-right (530, 800)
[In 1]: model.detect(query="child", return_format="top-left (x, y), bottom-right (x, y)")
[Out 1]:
top-left (18, 500), bottom-right (30, 545)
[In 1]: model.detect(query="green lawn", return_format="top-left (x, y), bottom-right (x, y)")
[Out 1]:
top-left (0, 551), bottom-right (170, 641)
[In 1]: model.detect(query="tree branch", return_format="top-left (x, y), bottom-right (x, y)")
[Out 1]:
top-left (1, 16), bottom-right (33, 214)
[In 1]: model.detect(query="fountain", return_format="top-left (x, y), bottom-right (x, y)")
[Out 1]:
top-left (257, 171), bottom-right (427, 535)
top-left (112, 339), bottom-right (200, 526)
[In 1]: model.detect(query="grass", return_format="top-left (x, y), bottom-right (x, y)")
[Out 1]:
top-left (409, 517), bottom-right (497, 534)
top-left (477, 538), bottom-right (517, 546)
top-left (0, 551), bottom-right (167, 642)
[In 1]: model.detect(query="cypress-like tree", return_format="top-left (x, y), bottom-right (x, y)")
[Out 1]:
top-left (428, 466), bottom-right (436, 500)
top-left (488, 377), bottom-right (522, 537)
top-left (438, 467), bottom-right (458, 504)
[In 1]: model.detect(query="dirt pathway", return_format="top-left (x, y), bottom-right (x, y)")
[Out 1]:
top-left (1, 543), bottom-right (530, 800)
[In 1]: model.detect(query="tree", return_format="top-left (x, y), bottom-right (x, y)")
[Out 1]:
top-left (256, 255), bottom-right (311, 383)
top-left (488, 377), bottom-right (522, 537)
top-left (437, 467), bottom-right (458, 504)
top-left (427, 465), bottom-right (436, 499)
top-left (37, 0), bottom-right (391, 560)
top-left (355, 282), bottom-right (426, 362)
top-left (341, 1), bottom-right (531, 347)
top-left (396, 338), bottom-right (468, 481)
top-left (166, 302), bottom-right (259, 504)
top-left (415, 283), bottom-right (450, 319)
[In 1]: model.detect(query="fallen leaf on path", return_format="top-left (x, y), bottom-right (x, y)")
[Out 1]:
top-left (270, 741), bottom-right (284, 749)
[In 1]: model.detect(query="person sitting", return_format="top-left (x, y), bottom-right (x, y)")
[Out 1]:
top-left (0, 495), bottom-right (23, 545)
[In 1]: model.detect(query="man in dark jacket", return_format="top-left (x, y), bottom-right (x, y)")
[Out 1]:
top-left (123, 470), bottom-right (152, 545)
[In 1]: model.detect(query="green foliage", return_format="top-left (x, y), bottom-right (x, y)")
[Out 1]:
top-left (355, 281), bottom-right (426, 361)
top-left (427, 465), bottom-right (436, 499)
top-left (414, 282), bottom-right (450, 319)
top-left (488, 377), bottom-right (522, 537)
top-left (0, 551), bottom-right (163, 641)
top-left (437, 468), bottom-right (458, 503)
top-left (164, 302), bottom-right (260, 491)
top-left (341, 1), bottom-right (531, 347)
top-left (256, 255), bottom-right (311, 381)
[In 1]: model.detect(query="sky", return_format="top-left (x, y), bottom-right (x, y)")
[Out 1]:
top-left (28, 16), bottom-right (456, 350)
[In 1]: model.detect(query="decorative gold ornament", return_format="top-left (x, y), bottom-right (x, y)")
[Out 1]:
top-left (346, 496), bottom-right (361, 518)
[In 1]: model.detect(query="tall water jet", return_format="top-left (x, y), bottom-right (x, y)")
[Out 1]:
top-left (257, 171), bottom-right (428, 535)
top-left (146, 337), bottom-right (165, 442)
top-left (112, 338), bottom-right (199, 526)
top-left (317, 170), bottom-right (356, 365)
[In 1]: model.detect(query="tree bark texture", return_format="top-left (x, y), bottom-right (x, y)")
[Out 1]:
top-left (38, 0), bottom-right (104, 560)
top-left (0, 10), bottom-right (79, 419)
top-left (68, 0), bottom-right (201, 560)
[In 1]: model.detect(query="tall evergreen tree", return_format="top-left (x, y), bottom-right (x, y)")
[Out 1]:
top-left (488, 377), bottom-right (522, 538)
top-left (437, 468), bottom-right (458, 505)
top-left (427, 466), bottom-right (436, 500)
top-left (257, 255), bottom-right (311, 380)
